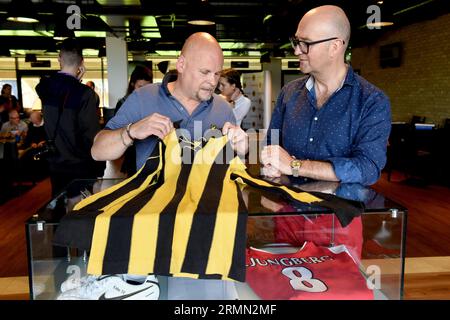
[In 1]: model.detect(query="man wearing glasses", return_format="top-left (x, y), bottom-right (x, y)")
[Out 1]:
top-left (261, 5), bottom-right (391, 186)
top-left (0, 110), bottom-right (28, 140)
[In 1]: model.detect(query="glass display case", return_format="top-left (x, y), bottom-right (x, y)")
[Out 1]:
top-left (26, 175), bottom-right (406, 300)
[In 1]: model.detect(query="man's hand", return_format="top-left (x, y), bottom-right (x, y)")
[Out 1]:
top-left (260, 165), bottom-right (282, 178)
top-left (222, 122), bottom-right (248, 155)
top-left (129, 113), bottom-right (174, 140)
top-left (260, 145), bottom-right (294, 176)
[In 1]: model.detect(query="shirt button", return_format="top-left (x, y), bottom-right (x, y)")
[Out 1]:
top-left (314, 117), bottom-right (318, 121)
top-left (309, 138), bottom-right (314, 142)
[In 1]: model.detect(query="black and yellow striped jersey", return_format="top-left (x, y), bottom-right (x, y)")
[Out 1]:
top-left (54, 130), bottom-right (364, 282)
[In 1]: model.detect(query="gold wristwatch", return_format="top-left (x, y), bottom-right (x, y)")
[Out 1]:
top-left (290, 157), bottom-right (302, 177)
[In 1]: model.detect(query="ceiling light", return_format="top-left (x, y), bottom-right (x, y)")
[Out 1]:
top-left (263, 15), bottom-right (273, 23)
top-left (366, 21), bottom-right (394, 28)
top-left (0, 30), bottom-right (51, 37)
top-left (187, 19), bottom-right (215, 26)
top-left (393, 0), bottom-right (435, 15)
top-left (7, 17), bottom-right (39, 23)
top-left (6, 0), bottom-right (39, 23)
top-left (188, 0), bottom-right (215, 26)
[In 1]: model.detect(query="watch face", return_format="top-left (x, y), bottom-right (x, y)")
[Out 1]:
top-left (291, 159), bottom-right (301, 168)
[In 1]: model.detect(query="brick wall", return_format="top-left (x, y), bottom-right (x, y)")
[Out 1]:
top-left (351, 13), bottom-right (450, 127)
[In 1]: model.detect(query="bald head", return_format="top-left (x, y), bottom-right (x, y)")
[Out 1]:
top-left (181, 32), bottom-right (223, 60)
top-left (300, 5), bottom-right (350, 48)
top-left (86, 81), bottom-right (95, 89)
top-left (30, 111), bottom-right (42, 124)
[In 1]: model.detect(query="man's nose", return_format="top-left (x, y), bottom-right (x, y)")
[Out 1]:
top-left (208, 74), bottom-right (219, 86)
top-left (294, 46), bottom-right (303, 56)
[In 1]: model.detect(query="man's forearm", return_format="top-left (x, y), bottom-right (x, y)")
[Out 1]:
top-left (91, 128), bottom-right (131, 161)
top-left (298, 160), bottom-right (339, 182)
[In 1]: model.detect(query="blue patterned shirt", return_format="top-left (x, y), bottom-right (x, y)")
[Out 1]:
top-left (266, 66), bottom-right (391, 185)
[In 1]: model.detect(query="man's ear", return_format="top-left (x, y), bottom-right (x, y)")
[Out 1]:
top-left (176, 55), bottom-right (185, 73)
top-left (329, 40), bottom-right (343, 59)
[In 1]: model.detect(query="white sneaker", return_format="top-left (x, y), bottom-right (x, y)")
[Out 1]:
top-left (60, 275), bottom-right (98, 293)
top-left (57, 275), bottom-right (160, 300)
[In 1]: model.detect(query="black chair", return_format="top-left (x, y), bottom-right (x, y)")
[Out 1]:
top-left (387, 118), bottom-right (447, 186)
top-left (433, 119), bottom-right (450, 186)
top-left (385, 123), bottom-right (415, 181)
top-left (443, 118), bottom-right (450, 130)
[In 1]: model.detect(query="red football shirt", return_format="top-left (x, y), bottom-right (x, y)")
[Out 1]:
top-left (246, 242), bottom-right (374, 300)
top-left (273, 214), bottom-right (363, 261)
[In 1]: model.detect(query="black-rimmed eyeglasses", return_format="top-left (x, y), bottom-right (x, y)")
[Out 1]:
top-left (289, 37), bottom-right (345, 54)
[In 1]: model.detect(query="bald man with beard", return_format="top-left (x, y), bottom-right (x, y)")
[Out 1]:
top-left (261, 5), bottom-right (391, 186)
top-left (92, 32), bottom-right (247, 169)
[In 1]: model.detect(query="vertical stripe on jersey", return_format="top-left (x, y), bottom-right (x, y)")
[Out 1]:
top-left (227, 178), bottom-right (248, 281)
top-left (169, 137), bottom-right (229, 275)
top-left (181, 142), bottom-right (230, 276)
top-left (127, 132), bottom-right (184, 275)
top-left (203, 156), bottom-right (246, 280)
top-left (152, 155), bottom-right (194, 275)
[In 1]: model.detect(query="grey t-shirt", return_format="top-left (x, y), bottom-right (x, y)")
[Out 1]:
top-left (106, 73), bottom-right (236, 170)
top-left (0, 120), bottom-right (28, 135)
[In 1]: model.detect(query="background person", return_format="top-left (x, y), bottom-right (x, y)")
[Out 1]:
top-left (1, 83), bottom-right (23, 115)
top-left (0, 110), bottom-right (28, 142)
top-left (111, 65), bottom-right (153, 177)
top-left (114, 65), bottom-right (153, 115)
top-left (217, 68), bottom-right (251, 127)
top-left (36, 38), bottom-right (102, 197)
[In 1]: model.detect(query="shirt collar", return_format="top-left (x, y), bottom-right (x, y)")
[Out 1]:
top-left (306, 64), bottom-right (356, 93)
top-left (33, 119), bottom-right (44, 127)
top-left (161, 71), bottom-right (178, 96)
top-left (57, 71), bottom-right (79, 81)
